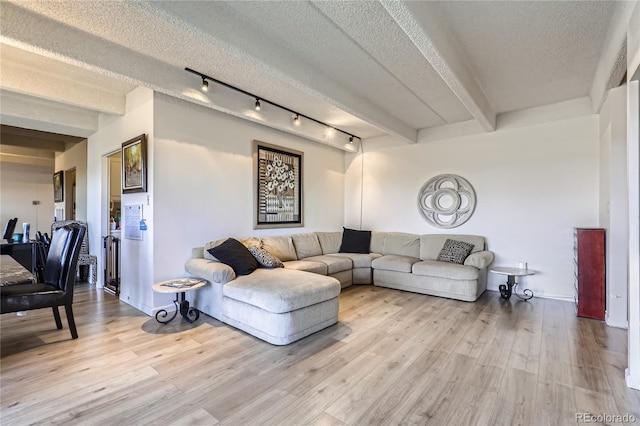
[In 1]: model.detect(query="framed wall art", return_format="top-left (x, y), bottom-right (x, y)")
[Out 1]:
top-left (122, 134), bottom-right (147, 193)
top-left (254, 140), bottom-right (303, 229)
top-left (53, 170), bottom-right (64, 202)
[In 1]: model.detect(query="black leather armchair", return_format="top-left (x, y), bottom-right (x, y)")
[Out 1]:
top-left (1, 224), bottom-right (86, 339)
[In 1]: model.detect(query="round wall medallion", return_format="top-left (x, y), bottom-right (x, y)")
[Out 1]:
top-left (417, 174), bottom-right (476, 228)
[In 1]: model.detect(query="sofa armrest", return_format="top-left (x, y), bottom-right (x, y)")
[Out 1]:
top-left (185, 258), bottom-right (235, 284)
top-left (464, 251), bottom-right (494, 269)
top-left (192, 246), bottom-right (205, 259)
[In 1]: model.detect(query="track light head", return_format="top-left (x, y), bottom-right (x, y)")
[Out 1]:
top-left (293, 114), bottom-right (301, 126)
top-left (255, 98), bottom-right (261, 111)
top-left (349, 136), bottom-right (354, 143)
top-left (201, 78), bottom-right (209, 92)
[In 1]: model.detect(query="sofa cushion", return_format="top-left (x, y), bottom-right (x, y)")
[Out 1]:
top-left (283, 260), bottom-right (328, 275)
top-left (371, 255), bottom-right (421, 273)
top-left (291, 233), bottom-right (322, 259)
top-left (437, 239), bottom-right (474, 264)
top-left (370, 232), bottom-right (386, 254)
top-left (261, 236), bottom-right (297, 261)
top-left (208, 238), bottom-right (259, 276)
top-left (248, 246), bottom-right (284, 268)
top-left (412, 260), bottom-right (479, 280)
top-left (420, 234), bottom-right (486, 260)
top-left (329, 252), bottom-right (382, 268)
top-left (223, 268), bottom-right (340, 314)
top-left (316, 231), bottom-right (342, 254)
top-left (382, 232), bottom-right (420, 257)
top-left (339, 227), bottom-right (371, 254)
top-left (304, 255), bottom-right (352, 274)
top-left (204, 237), bottom-right (260, 261)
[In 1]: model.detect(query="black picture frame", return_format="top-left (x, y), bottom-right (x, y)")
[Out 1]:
top-left (53, 170), bottom-right (64, 202)
top-left (254, 140), bottom-right (303, 229)
top-left (122, 134), bottom-right (147, 194)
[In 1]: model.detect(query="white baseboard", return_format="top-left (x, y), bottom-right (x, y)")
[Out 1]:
top-left (626, 368), bottom-right (640, 390)
top-left (606, 313), bottom-right (629, 329)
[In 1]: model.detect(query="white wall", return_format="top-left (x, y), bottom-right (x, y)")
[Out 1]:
top-left (54, 139), bottom-right (88, 221)
top-left (0, 163), bottom-right (54, 237)
top-left (152, 94), bottom-right (345, 308)
top-left (599, 85), bottom-right (629, 329)
top-left (87, 87), bottom-right (155, 314)
top-left (625, 0), bottom-right (640, 391)
top-left (346, 114), bottom-right (600, 301)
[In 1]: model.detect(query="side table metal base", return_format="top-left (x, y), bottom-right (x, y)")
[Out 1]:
top-left (499, 275), bottom-right (534, 301)
top-left (155, 291), bottom-right (200, 324)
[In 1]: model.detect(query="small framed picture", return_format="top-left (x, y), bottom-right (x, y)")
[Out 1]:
top-left (53, 170), bottom-right (64, 202)
top-left (254, 140), bottom-right (303, 229)
top-left (122, 134), bottom-right (147, 193)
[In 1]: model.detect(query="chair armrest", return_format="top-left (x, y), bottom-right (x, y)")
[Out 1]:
top-left (464, 251), bottom-right (495, 269)
top-left (185, 258), bottom-right (235, 284)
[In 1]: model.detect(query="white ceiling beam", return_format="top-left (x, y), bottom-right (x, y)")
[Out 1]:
top-left (380, 0), bottom-right (496, 132)
top-left (0, 51), bottom-right (126, 116)
top-left (589, 1), bottom-right (636, 113)
top-left (0, 90), bottom-right (99, 138)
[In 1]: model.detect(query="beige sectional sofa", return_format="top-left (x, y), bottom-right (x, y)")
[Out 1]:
top-left (185, 231), bottom-right (494, 345)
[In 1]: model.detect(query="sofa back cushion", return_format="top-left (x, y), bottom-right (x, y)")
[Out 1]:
top-left (370, 232), bottom-right (386, 254)
top-left (383, 232), bottom-right (420, 257)
top-left (420, 234), bottom-right (486, 260)
top-left (291, 233), bottom-right (322, 259)
top-left (204, 237), bottom-right (260, 261)
top-left (261, 236), bottom-right (298, 261)
top-left (316, 232), bottom-right (342, 254)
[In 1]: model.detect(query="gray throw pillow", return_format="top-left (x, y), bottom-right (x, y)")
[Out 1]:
top-left (248, 246), bottom-right (284, 269)
top-left (437, 239), bottom-right (474, 264)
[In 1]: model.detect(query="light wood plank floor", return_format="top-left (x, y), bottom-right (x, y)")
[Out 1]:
top-left (2, 284), bottom-right (639, 425)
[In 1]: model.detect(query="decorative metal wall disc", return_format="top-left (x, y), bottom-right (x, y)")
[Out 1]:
top-left (417, 174), bottom-right (476, 228)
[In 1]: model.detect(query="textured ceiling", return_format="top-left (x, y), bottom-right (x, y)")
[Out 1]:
top-left (435, 1), bottom-right (617, 113)
top-left (0, 0), bottom-right (629, 150)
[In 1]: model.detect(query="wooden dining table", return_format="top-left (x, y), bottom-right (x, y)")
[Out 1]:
top-left (0, 254), bottom-right (36, 286)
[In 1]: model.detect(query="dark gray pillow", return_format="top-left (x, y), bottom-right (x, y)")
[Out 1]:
top-left (248, 246), bottom-right (284, 268)
top-left (207, 238), bottom-right (259, 275)
top-left (339, 227), bottom-right (371, 254)
top-left (437, 239), bottom-right (474, 264)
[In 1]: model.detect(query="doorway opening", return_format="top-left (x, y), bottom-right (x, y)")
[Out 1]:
top-left (65, 168), bottom-right (76, 220)
top-left (105, 151), bottom-right (122, 295)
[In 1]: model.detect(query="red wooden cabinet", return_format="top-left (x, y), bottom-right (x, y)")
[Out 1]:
top-left (574, 228), bottom-right (605, 320)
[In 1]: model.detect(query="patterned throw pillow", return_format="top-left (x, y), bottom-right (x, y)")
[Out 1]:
top-left (248, 246), bottom-right (284, 269)
top-left (437, 239), bottom-right (474, 264)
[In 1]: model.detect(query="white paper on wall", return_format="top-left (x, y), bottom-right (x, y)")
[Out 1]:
top-left (124, 204), bottom-right (143, 240)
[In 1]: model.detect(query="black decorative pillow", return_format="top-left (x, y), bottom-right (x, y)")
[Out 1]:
top-left (207, 238), bottom-right (259, 276)
top-left (437, 239), bottom-right (474, 264)
top-left (248, 246), bottom-right (284, 269)
top-left (339, 227), bottom-right (371, 254)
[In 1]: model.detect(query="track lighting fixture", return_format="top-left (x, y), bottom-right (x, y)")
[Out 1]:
top-left (185, 67), bottom-right (361, 143)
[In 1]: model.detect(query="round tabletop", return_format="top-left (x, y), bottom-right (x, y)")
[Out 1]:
top-left (152, 278), bottom-right (207, 294)
top-left (490, 267), bottom-right (536, 277)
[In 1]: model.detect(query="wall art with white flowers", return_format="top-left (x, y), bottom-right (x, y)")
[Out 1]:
top-left (254, 140), bottom-right (303, 229)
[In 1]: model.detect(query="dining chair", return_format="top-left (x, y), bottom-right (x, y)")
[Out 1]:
top-left (51, 220), bottom-right (97, 284)
top-left (1, 224), bottom-right (86, 339)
